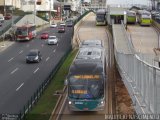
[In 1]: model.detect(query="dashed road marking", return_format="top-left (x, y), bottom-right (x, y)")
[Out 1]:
top-left (16, 83), bottom-right (24, 91)
top-left (8, 57), bottom-right (14, 62)
top-left (46, 57), bottom-right (50, 61)
top-left (11, 68), bottom-right (19, 74)
top-left (33, 67), bottom-right (39, 74)
top-left (19, 50), bottom-right (23, 54)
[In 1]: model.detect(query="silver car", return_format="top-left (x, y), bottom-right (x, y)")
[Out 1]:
top-left (47, 36), bottom-right (58, 45)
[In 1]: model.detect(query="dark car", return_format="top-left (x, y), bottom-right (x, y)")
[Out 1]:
top-left (66, 20), bottom-right (73, 27)
top-left (0, 22), bottom-right (2, 27)
top-left (4, 13), bottom-right (12, 20)
top-left (58, 26), bottom-right (65, 33)
top-left (40, 32), bottom-right (49, 39)
top-left (26, 49), bottom-right (42, 63)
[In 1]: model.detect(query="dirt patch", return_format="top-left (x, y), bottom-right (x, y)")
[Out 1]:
top-left (115, 73), bottom-right (135, 115)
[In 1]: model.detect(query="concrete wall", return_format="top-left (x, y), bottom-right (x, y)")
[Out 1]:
top-left (72, 12), bottom-right (93, 48)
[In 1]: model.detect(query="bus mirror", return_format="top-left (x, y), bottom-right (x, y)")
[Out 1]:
top-left (64, 79), bottom-right (68, 86)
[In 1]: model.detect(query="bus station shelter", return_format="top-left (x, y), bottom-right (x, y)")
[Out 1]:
top-left (107, 7), bottom-right (127, 25)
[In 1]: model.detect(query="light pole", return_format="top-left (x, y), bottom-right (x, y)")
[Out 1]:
top-left (11, 0), bottom-right (14, 27)
top-left (49, 0), bottom-right (51, 24)
top-left (34, 0), bottom-right (37, 24)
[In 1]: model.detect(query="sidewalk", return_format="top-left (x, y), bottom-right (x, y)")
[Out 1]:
top-left (0, 40), bottom-right (14, 52)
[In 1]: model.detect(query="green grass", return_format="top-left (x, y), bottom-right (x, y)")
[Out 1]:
top-left (25, 49), bottom-right (78, 120)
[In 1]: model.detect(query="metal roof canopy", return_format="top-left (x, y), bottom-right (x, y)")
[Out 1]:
top-left (109, 7), bottom-right (126, 15)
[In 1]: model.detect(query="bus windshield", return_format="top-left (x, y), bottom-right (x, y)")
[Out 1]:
top-left (68, 75), bottom-right (104, 99)
top-left (96, 14), bottom-right (105, 22)
top-left (16, 28), bottom-right (28, 36)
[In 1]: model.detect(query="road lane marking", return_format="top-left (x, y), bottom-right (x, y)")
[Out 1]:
top-left (16, 83), bottom-right (24, 91)
top-left (8, 57), bottom-right (14, 62)
top-left (19, 50), bottom-right (23, 54)
top-left (11, 68), bottom-right (18, 74)
top-left (33, 67), bottom-right (39, 74)
top-left (41, 44), bottom-right (44, 47)
top-left (46, 57), bottom-right (50, 61)
top-left (53, 49), bottom-right (56, 53)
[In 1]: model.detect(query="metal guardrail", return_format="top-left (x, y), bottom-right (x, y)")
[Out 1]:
top-left (114, 23), bottom-right (160, 115)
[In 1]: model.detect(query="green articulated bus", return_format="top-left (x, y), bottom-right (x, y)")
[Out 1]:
top-left (137, 10), bottom-right (152, 26)
top-left (127, 10), bottom-right (136, 24)
top-left (66, 46), bottom-right (106, 111)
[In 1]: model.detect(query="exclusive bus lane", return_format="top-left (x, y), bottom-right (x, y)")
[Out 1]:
top-left (0, 25), bottom-right (73, 113)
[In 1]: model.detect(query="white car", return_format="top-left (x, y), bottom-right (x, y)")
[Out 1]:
top-left (50, 23), bottom-right (57, 28)
top-left (47, 36), bottom-right (58, 45)
top-left (0, 16), bottom-right (4, 23)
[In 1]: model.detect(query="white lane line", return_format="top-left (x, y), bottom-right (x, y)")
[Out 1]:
top-left (53, 49), bottom-right (56, 53)
top-left (16, 83), bottom-right (24, 91)
top-left (19, 50), bottom-right (23, 54)
top-left (11, 68), bottom-right (19, 74)
top-left (46, 57), bottom-right (50, 61)
top-left (8, 57), bottom-right (14, 62)
top-left (41, 44), bottom-right (44, 47)
top-left (33, 67), bottom-right (39, 74)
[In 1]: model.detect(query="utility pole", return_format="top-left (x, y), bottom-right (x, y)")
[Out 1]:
top-left (4, 0), bottom-right (6, 15)
top-left (49, 0), bottom-right (51, 24)
top-left (34, 0), bottom-right (36, 24)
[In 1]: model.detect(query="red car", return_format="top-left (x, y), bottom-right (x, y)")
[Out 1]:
top-left (58, 26), bottom-right (65, 33)
top-left (40, 33), bottom-right (49, 39)
top-left (4, 13), bottom-right (12, 20)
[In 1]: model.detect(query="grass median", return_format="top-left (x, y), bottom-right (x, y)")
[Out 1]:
top-left (26, 49), bottom-right (78, 120)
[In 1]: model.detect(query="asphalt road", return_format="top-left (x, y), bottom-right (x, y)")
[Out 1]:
top-left (0, 25), bottom-right (73, 114)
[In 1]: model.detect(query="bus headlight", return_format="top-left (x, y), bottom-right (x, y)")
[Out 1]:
top-left (101, 101), bottom-right (104, 104)
top-left (69, 101), bottom-right (72, 104)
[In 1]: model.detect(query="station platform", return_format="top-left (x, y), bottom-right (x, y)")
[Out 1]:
top-left (112, 24), bottom-right (132, 54)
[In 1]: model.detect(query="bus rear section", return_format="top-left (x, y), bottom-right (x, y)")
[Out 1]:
top-left (16, 24), bottom-right (36, 41)
top-left (137, 10), bottom-right (152, 26)
top-left (127, 10), bottom-right (136, 24)
top-left (96, 9), bottom-right (106, 26)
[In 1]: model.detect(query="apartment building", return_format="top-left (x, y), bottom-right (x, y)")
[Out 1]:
top-left (0, 0), bottom-right (21, 14)
top-left (91, 0), bottom-right (106, 6)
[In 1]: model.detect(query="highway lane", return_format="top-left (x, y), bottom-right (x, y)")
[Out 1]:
top-left (0, 25), bottom-right (73, 113)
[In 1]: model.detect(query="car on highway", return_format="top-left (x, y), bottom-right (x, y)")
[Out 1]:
top-left (0, 15), bottom-right (4, 23)
top-left (26, 49), bottom-right (42, 63)
top-left (40, 32), bottom-right (49, 39)
top-left (47, 36), bottom-right (58, 45)
top-left (60, 21), bottom-right (66, 26)
top-left (66, 20), bottom-right (73, 27)
top-left (58, 26), bottom-right (65, 33)
top-left (0, 22), bottom-right (2, 27)
top-left (4, 13), bottom-right (12, 20)
top-left (50, 23), bottom-right (57, 28)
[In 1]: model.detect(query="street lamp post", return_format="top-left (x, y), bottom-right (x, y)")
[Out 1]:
top-left (49, 0), bottom-right (51, 24)
top-left (34, 0), bottom-right (36, 24)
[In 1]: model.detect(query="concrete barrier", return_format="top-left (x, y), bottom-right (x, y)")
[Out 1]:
top-left (72, 12), bottom-right (94, 49)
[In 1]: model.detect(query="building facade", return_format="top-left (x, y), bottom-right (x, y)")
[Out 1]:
top-left (0, 0), bottom-right (21, 14)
